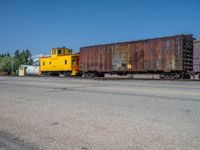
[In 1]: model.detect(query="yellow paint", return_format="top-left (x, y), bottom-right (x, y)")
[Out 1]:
top-left (40, 48), bottom-right (79, 76)
top-left (127, 64), bottom-right (132, 69)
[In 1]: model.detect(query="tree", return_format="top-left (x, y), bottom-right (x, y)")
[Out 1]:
top-left (14, 50), bottom-right (20, 58)
top-left (0, 49), bottom-right (33, 75)
top-left (0, 56), bottom-right (12, 74)
top-left (13, 49), bottom-right (33, 71)
top-left (6, 52), bottom-right (10, 57)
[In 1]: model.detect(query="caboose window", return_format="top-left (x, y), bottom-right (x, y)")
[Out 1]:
top-left (49, 62), bottom-right (51, 65)
top-left (43, 62), bottom-right (45, 66)
top-left (65, 60), bottom-right (67, 64)
top-left (58, 49), bottom-right (62, 55)
top-left (52, 50), bottom-right (56, 55)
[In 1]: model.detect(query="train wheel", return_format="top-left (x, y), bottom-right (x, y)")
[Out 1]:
top-left (181, 73), bottom-right (191, 79)
top-left (97, 73), bottom-right (105, 77)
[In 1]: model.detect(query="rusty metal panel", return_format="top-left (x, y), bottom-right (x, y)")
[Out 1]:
top-left (111, 44), bottom-right (129, 71)
top-left (80, 45), bottom-right (112, 72)
top-left (193, 40), bottom-right (200, 72)
top-left (80, 34), bottom-right (193, 73)
top-left (129, 41), bottom-right (146, 71)
top-left (160, 37), bottom-right (178, 71)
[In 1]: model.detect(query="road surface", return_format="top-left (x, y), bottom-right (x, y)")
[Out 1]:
top-left (0, 77), bottom-right (200, 150)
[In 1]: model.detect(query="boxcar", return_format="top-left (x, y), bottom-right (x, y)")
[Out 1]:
top-left (80, 34), bottom-right (194, 79)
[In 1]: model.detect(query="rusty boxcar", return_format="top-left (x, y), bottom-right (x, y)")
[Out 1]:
top-left (80, 34), bottom-right (194, 79)
top-left (193, 40), bottom-right (200, 74)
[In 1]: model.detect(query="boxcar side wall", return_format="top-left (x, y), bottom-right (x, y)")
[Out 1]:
top-left (80, 34), bottom-right (193, 74)
top-left (193, 40), bottom-right (200, 73)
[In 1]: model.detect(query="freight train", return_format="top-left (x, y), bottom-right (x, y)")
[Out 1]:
top-left (39, 34), bottom-right (200, 79)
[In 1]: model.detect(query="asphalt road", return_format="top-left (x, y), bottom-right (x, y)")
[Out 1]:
top-left (0, 77), bottom-right (200, 150)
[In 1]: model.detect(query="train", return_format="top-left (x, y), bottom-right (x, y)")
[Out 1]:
top-left (40, 47), bottom-right (80, 76)
top-left (38, 34), bottom-right (200, 79)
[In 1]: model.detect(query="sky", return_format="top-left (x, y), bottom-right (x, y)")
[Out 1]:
top-left (0, 0), bottom-right (200, 55)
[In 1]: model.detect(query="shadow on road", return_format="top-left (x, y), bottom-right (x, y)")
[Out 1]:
top-left (0, 131), bottom-right (38, 150)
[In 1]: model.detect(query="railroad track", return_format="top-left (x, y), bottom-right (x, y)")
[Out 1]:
top-left (74, 77), bottom-right (200, 81)
top-left (2, 76), bottom-right (200, 81)
top-left (41, 76), bottom-right (200, 81)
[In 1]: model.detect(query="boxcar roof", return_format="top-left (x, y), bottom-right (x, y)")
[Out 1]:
top-left (81, 34), bottom-right (193, 49)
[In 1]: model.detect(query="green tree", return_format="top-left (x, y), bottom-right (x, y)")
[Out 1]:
top-left (0, 49), bottom-right (33, 75)
top-left (13, 49), bottom-right (33, 72)
top-left (0, 56), bottom-right (12, 74)
top-left (14, 50), bottom-right (20, 58)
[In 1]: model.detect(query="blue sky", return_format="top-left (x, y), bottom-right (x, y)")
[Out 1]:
top-left (0, 0), bottom-right (200, 55)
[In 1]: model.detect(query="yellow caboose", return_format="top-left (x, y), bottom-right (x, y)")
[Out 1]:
top-left (40, 47), bottom-right (80, 76)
